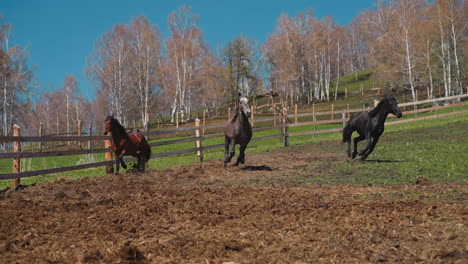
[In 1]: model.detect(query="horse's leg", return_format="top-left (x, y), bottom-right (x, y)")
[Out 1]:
top-left (352, 134), bottom-right (365, 159)
top-left (119, 150), bottom-right (127, 169)
top-left (359, 132), bottom-right (373, 156)
top-left (229, 141), bottom-right (236, 161)
top-left (115, 157), bottom-right (120, 173)
top-left (234, 144), bottom-right (247, 166)
top-left (223, 138), bottom-right (229, 168)
top-left (346, 140), bottom-right (352, 158)
top-left (361, 136), bottom-right (380, 160)
top-left (224, 138), bottom-right (235, 168)
top-left (137, 152), bottom-right (146, 171)
top-left (224, 140), bottom-right (236, 167)
top-left (136, 154), bottom-right (142, 171)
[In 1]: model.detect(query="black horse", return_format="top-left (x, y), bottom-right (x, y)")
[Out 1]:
top-left (223, 93), bottom-right (253, 168)
top-left (343, 96), bottom-right (403, 160)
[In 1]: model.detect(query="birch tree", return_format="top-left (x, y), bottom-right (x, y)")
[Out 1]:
top-left (163, 6), bottom-right (207, 122)
top-left (87, 24), bottom-right (133, 125)
top-left (62, 76), bottom-right (77, 135)
top-left (445, 0), bottom-right (465, 95)
top-left (129, 16), bottom-right (161, 127)
top-left (393, 0), bottom-right (424, 101)
top-left (0, 20), bottom-right (34, 144)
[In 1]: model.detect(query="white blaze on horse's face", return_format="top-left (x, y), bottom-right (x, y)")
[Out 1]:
top-left (240, 97), bottom-right (251, 118)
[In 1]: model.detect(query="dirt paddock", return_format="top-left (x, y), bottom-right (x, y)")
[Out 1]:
top-left (0, 144), bottom-right (466, 263)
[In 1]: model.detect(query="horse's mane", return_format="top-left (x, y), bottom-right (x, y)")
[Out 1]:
top-left (369, 97), bottom-right (392, 117)
top-left (106, 116), bottom-right (128, 138)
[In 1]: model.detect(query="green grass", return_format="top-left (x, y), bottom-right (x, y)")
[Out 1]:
top-left (288, 112), bottom-right (468, 186)
top-left (1, 109), bottom-right (467, 189)
top-left (334, 69), bottom-right (376, 93)
top-left (1, 68), bottom-right (466, 188)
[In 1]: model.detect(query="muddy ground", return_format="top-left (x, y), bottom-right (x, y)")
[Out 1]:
top-left (0, 141), bottom-right (466, 264)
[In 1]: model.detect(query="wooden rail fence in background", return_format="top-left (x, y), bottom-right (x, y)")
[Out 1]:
top-left (1, 94), bottom-right (467, 186)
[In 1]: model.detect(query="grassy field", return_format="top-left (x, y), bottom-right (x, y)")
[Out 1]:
top-left (1, 109), bottom-right (466, 189)
top-left (1, 68), bottom-right (466, 188)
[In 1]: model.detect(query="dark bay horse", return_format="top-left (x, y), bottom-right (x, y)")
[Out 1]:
top-left (104, 116), bottom-right (151, 172)
top-left (223, 94), bottom-right (253, 168)
top-left (343, 96), bottom-right (403, 160)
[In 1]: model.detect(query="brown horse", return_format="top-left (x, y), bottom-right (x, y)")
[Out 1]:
top-left (103, 116), bottom-right (151, 172)
top-left (223, 93), bottom-right (253, 168)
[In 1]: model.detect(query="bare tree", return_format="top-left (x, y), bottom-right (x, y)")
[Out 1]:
top-left (87, 24), bottom-right (133, 125)
top-left (129, 16), bottom-right (161, 127)
top-left (0, 20), bottom-right (34, 144)
top-left (162, 6), bottom-right (207, 122)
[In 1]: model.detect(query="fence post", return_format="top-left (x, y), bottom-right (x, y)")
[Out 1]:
top-left (227, 107), bottom-right (231, 120)
top-left (195, 118), bottom-right (203, 164)
top-left (347, 104), bottom-right (350, 119)
top-left (88, 124), bottom-right (92, 161)
top-left (415, 90), bottom-right (419, 118)
top-left (13, 124), bottom-right (21, 189)
top-left (39, 123), bottom-right (43, 152)
top-left (250, 105), bottom-right (254, 128)
top-left (202, 109), bottom-right (206, 135)
top-left (345, 88), bottom-right (348, 99)
top-left (295, 104), bottom-right (298, 123)
top-left (104, 138), bottom-right (113, 174)
top-left (283, 108), bottom-right (289, 147)
top-left (273, 104), bottom-right (277, 126)
top-left (145, 113), bottom-right (150, 132)
top-left (331, 104), bottom-right (334, 120)
top-left (312, 104), bottom-right (316, 139)
top-left (77, 120), bottom-right (82, 149)
top-left (253, 97), bottom-right (257, 114)
top-left (279, 107), bottom-right (283, 144)
top-left (342, 113), bottom-right (346, 128)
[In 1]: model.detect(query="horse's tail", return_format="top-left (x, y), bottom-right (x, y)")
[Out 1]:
top-left (342, 122), bottom-right (353, 144)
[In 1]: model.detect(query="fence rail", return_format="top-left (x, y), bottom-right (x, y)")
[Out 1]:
top-left (1, 93), bottom-right (467, 186)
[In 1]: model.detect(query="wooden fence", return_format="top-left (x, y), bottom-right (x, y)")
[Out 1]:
top-left (1, 94), bottom-right (467, 188)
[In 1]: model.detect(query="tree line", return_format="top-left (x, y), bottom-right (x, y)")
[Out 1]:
top-left (0, 0), bottom-right (466, 140)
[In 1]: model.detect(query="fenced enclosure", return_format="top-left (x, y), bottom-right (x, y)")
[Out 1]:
top-left (1, 94), bottom-right (467, 188)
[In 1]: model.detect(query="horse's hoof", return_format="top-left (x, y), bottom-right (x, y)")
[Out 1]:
top-left (233, 162), bottom-right (240, 166)
top-left (223, 162), bottom-right (227, 168)
top-left (360, 155), bottom-right (368, 161)
top-left (351, 153), bottom-right (357, 159)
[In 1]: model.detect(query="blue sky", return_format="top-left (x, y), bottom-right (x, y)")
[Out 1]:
top-left (2, 0), bottom-right (376, 101)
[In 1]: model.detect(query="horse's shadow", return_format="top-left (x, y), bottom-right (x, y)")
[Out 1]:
top-left (363, 159), bottom-right (401, 163)
top-left (241, 165), bottom-right (274, 171)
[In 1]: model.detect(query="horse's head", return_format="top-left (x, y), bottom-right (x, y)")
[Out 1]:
top-left (239, 95), bottom-right (251, 118)
top-left (386, 97), bottom-right (403, 118)
top-left (103, 116), bottom-right (114, 135)
top-left (104, 116), bottom-right (128, 137)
